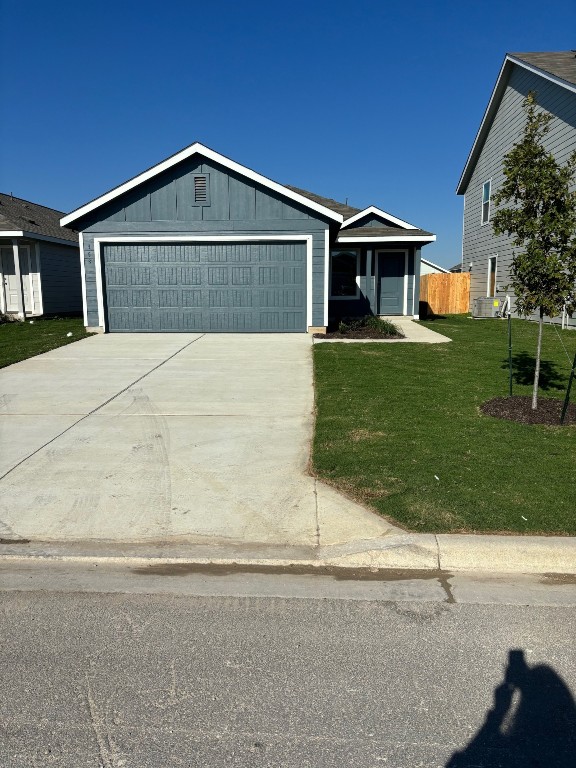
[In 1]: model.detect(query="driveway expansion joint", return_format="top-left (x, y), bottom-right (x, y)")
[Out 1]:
top-left (0, 334), bottom-right (205, 483)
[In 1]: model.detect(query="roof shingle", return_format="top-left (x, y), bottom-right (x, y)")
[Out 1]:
top-left (338, 226), bottom-right (434, 239)
top-left (284, 185), bottom-right (362, 219)
top-left (509, 51), bottom-right (576, 87)
top-left (0, 193), bottom-right (78, 243)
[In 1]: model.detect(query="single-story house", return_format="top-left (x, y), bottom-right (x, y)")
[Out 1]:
top-left (61, 143), bottom-right (436, 334)
top-left (0, 193), bottom-right (81, 318)
top-left (420, 258), bottom-right (449, 276)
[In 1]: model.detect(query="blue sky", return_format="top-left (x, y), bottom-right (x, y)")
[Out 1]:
top-left (1, 0), bottom-right (574, 267)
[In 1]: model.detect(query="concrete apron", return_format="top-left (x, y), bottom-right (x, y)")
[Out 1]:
top-left (1, 333), bottom-right (574, 575)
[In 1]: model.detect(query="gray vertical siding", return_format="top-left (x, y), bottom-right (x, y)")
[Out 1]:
top-left (77, 157), bottom-right (332, 329)
top-left (343, 213), bottom-right (403, 229)
top-left (327, 245), bottom-right (418, 321)
top-left (38, 241), bottom-right (82, 315)
top-left (462, 64), bottom-right (576, 327)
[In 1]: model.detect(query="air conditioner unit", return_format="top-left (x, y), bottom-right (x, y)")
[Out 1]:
top-left (473, 297), bottom-right (500, 318)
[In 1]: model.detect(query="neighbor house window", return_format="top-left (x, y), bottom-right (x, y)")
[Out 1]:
top-left (481, 180), bottom-right (491, 224)
top-left (330, 250), bottom-right (359, 299)
top-left (487, 256), bottom-right (497, 296)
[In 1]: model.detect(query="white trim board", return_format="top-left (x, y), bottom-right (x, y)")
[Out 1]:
top-left (337, 235), bottom-right (436, 243)
top-left (341, 205), bottom-right (417, 230)
top-left (457, 54), bottom-right (576, 195)
top-left (61, 143), bottom-right (344, 227)
top-left (79, 233), bottom-right (88, 326)
top-left (421, 258), bottom-right (449, 273)
top-left (0, 230), bottom-right (78, 247)
top-left (92, 235), bottom-right (314, 331)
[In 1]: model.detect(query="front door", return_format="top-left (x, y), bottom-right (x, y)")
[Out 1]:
top-left (1, 246), bottom-right (31, 313)
top-left (377, 251), bottom-right (405, 314)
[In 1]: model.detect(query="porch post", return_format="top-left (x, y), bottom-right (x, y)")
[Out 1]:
top-left (11, 239), bottom-right (26, 319)
top-left (366, 250), bottom-right (373, 311)
top-left (413, 247), bottom-right (421, 319)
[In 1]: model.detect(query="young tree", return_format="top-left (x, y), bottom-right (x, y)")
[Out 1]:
top-left (491, 92), bottom-right (576, 409)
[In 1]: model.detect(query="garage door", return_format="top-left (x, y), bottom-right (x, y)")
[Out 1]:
top-left (103, 242), bottom-right (307, 332)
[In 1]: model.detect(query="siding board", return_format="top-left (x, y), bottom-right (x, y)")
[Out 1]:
top-left (462, 64), bottom-right (576, 328)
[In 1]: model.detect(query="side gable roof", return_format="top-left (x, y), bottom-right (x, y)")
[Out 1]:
top-left (61, 143), bottom-right (344, 226)
top-left (456, 51), bottom-right (576, 195)
top-left (0, 193), bottom-right (78, 243)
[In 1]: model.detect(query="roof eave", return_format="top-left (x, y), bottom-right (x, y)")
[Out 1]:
top-left (456, 56), bottom-right (512, 195)
top-left (457, 53), bottom-right (576, 195)
top-left (0, 230), bottom-right (78, 246)
top-left (337, 235), bottom-right (436, 243)
top-left (341, 205), bottom-right (418, 230)
top-left (61, 143), bottom-right (343, 227)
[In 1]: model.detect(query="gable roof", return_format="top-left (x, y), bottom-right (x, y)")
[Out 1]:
top-left (61, 143), bottom-right (344, 226)
top-left (0, 193), bottom-right (78, 243)
top-left (341, 205), bottom-right (417, 230)
top-left (456, 51), bottom-right (576, 195)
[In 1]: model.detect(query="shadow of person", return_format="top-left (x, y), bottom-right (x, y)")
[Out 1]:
top-left (446, 649), bottom-right (576, 768)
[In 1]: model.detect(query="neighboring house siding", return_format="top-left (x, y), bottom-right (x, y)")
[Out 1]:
top-left (38, 241), bottom-right (82, 315)
top-left (78, 157), bottom-right (331, 329)
top-left (463, 64), bottom-right (576, 326)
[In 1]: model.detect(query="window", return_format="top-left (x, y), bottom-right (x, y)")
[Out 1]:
top-left (487, 256), bottom-right (497, 296)
top-left (192, 174), bottom-right (210, 206)
top-left (330, 250), bottom-right (359, 299)
top-left (481, 180), bottom-right (491, 224)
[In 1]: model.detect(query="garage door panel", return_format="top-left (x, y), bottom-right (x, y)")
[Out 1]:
top-left (103, 242), bottom-right (306, 332)
top-left (159, 310), bottom-right (204, 331)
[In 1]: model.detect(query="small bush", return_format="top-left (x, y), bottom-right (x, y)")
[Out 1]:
top-left (337, 315), bottom-right (401, 336)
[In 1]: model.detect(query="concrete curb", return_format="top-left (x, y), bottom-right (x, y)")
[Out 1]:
top-left (0, 532), bottom-right (574, 574)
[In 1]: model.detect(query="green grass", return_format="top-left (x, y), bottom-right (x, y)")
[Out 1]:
top-left (312, 315), bottom-right (576, 535)
top-left (0, 317), bottom-right (93, 369)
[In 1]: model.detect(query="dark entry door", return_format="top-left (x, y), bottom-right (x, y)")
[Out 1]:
top-left (377, 251), bottom-right (405, 314)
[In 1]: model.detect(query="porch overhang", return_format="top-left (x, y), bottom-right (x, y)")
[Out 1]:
top-left (337, 234), bottom-right (436, 244)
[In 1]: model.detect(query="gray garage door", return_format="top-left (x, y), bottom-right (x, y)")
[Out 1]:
top-left (103, 242), bottom-right (307, 332)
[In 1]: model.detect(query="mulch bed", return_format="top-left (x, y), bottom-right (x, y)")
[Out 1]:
top-left (480, 395), bottom-right (576, 426)
top-left (314, 329), bottom-right (405, 340)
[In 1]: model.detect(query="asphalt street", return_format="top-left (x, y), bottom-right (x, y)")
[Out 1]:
top-left (1, 564), bottom-right (575, 768)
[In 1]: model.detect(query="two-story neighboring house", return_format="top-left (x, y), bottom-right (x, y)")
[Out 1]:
top-left (457, 51), bottom-right (576, 326)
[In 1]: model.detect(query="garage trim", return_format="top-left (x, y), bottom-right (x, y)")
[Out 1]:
top-left (93, 235), bottom-right (314, 332)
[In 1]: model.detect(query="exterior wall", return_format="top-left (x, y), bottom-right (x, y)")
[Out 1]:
top-left (78, 157), bottom-right (331, 329)
top-left (462, 64), bottom-right (576, 327)
top-left (327, 245), bottom-right (419, 322)
top-left (38, 241), bottom-right (82, 315)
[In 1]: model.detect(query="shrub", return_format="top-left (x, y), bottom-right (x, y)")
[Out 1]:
top-left (337, 315), bottom-right (402, 336)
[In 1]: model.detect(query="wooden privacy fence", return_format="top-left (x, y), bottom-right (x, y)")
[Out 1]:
top-left (420, 272), bottom-right (470, 316)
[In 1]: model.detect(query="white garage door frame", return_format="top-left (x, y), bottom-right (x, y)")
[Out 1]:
top-left (92, 235), bottom-right (314, 332)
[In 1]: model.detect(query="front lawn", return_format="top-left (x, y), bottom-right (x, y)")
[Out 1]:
top-left (0, 317), bottom-right (92, 369)
top-left (312, 315), bottom-right (576, 535)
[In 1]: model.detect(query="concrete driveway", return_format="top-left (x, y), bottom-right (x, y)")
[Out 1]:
top-left (0, 334), bottom-right (395, 548)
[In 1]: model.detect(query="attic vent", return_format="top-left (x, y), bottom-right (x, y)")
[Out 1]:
top-left (194, 174), bottom-right (209, 205)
